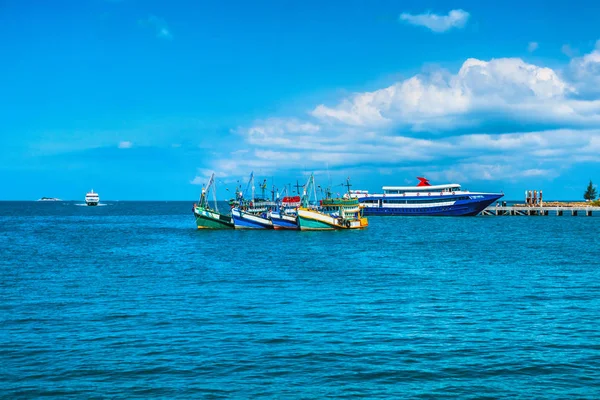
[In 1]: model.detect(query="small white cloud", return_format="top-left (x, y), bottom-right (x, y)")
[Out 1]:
top-left (561, 44), bottom-right (577, 58)
top-left (157, 27), bottom-right (172, 39)
top-left (190, 176), bottom-right (204, 185)
top-left (140, 15), bottom-right (173, 40)
top-left (528, 42), bottom-right (539, 53)
top-left (521, 168), bottom-right (551, 177)
top-left (399, 9), bottom-right (470, 33)
top-left (118, 141), bottom-right (133, 149)
top-left (190, 170), bottom-right (232, 186)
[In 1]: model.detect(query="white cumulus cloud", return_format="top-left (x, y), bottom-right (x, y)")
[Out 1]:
top-left (399, 9), bottom-right (470, 33)
top-left (199, 49), bottom-right (600, 185)
top-left (567, 40), bottom-right (600, 96)
top-left (311, 57), bottom-right (577, 131)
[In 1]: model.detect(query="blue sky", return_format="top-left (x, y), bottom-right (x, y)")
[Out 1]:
top-left (1, 0), bottom-right (600, 200)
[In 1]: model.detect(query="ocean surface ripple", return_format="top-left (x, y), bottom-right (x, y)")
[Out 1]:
top-left (1, 201), bottom-right (599, 398)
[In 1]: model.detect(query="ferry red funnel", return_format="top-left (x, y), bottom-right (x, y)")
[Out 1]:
top-left (416, 177), bottom-right (431, 187)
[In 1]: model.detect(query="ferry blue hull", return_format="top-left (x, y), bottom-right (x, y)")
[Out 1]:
top-left (360, 194), bottom-right (503, 217)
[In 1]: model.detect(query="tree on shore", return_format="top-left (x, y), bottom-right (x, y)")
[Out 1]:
top-left (584, 180), bottom-right (597, 201)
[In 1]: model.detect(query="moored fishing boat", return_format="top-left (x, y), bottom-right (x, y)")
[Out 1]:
top-left (269, 193), bottom-right (301, 230)
top-left (231, 172), bottom-right (274, 229)
top-left (232, 208), bottom-right (273, 229)
top-left (350, 177), bottom-right (503, 216)
top-left (297, 198), bottom-right (368, 230)
top-left (296, 176), bottom-right (368, 230)
top-left (193, 173), bottom-right (234, 229)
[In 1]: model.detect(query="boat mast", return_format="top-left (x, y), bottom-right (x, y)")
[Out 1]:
top-left (202, 173), bottom-right (215, 209)
top-left (241, 172), bottom-right (254, 205)
top-left (312, 175), bottom-right (318, 204)
top-left (344, 177), bottom-right (352, 194)
top-left (294, 180), bottom-right (302, 195)
top-left (301, 173), bottom-right (314, 207)
top-left (251, 173), bottom-right (255, 203)
top-left (211, 176), bottom-right (219, 212)
top-left (259, 179), bottom-right (267, 200)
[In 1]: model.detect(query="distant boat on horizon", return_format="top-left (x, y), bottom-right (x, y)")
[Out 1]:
top-left (85, 190), bottom-right (100, 206)
top-left (37, 197), bottom-right (62, 202)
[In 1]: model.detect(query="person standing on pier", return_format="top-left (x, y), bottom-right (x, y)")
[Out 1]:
top-left (539, 190), bottom-right (543, 207)
top-left (534, 190), bottom-right (538, 206)
top-left (526, 190), bottom-right (530, 205)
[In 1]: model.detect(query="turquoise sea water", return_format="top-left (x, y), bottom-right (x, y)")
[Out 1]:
top-left (1, 201), bottom-right (599, 398)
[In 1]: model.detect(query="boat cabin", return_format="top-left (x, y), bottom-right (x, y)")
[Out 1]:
top-left (382, 184), bottom-right (461, 195)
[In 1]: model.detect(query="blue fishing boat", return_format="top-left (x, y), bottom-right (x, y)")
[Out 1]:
top-left (351, 177), bottom-right (503, 216)
top-left (231, 172), bottom-right (275, 229)
top-left (268, 190), bottom-right (301, 230)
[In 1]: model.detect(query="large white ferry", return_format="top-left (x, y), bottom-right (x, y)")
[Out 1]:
top-left (351, 177), bottom-right (503, 216)
top-left (85, 190), bottom-right (100, 206)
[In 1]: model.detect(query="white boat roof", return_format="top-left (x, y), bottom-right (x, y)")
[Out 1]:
top-left (383, 183), bottom-right (461, 191)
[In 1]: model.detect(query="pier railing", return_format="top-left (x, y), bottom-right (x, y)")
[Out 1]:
top-left (481, 206), bottom-right (600, 216)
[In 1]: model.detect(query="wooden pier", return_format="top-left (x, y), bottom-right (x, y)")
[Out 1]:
top-left (481, 206), bottom-right (600, 216)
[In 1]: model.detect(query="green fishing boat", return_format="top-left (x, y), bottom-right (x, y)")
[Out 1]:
top-left (193, 173), bottom-right (234, 229)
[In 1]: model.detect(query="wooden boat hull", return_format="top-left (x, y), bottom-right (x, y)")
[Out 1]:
top-left (231, 208), bottom-right (274, 229)
top-left (269, 212), bottom-right (299, 230)
top-left (194, 207), bottom-right (234, 229)
top-left (297, 208), bottom-right (368, 230)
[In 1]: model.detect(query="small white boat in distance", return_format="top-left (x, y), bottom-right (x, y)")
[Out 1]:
top-left (37, 197), bottom-right (62, 201)
top-left (85, 190), bottom-right (100, 206)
